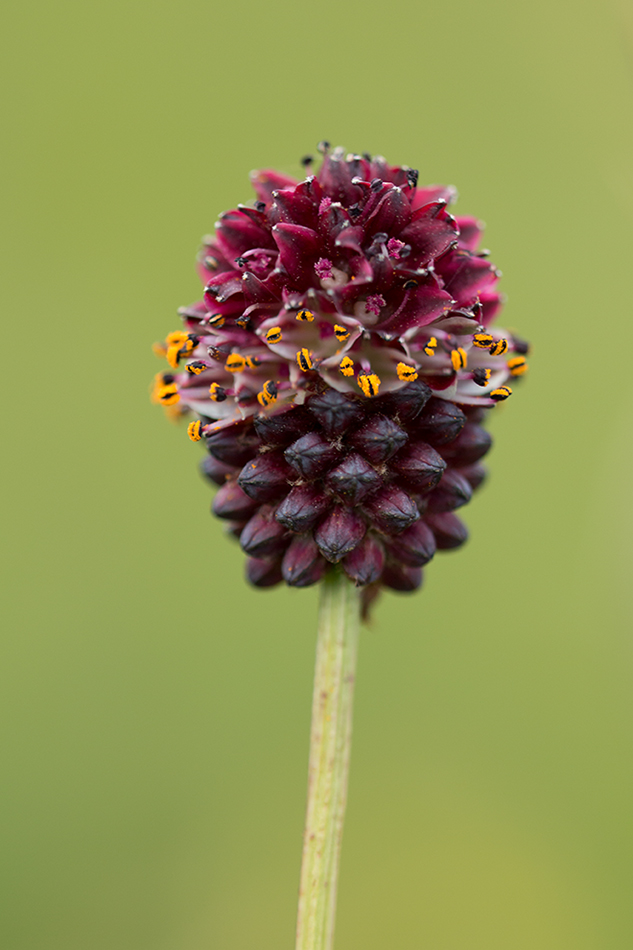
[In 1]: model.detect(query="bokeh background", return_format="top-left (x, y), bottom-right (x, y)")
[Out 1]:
top-left (2, 0), bottom-right (633, 947)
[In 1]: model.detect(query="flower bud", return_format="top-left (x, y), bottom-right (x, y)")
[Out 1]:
top-left (275, 484), bottom-right (332, 532)
top-left (440, 424), bottom-right (492, 466)
top-left (386, 520), bottom-right (436, 567)
top-left (391, 442), bottom-right (446, 493)
top-left (364, 486), bottom-right (420, 535)
top-left (343, 534), bottom-right (385, 586)
top-left (427, 469), bottom-right (473, 512)
top-left (458, 462), bottom-right (487, 490)
top-left (246, 556), bottom-right (283, 588)
top-left (253, 405), bottom-right (314, 446)
top-left (325, 453), bottom-right (382, 505)
top-left (307, 389), bottom-right (365, 437)
top-left (285, 431), bottom-right (341, 479)
top-left (205, 422), bottom-right (261, 466)
top-left (350, 415), bottom-right (408, 464)
top-left (212, 479), bottom-right (259, 521)
top-left (381, 562), bottom-right (423, 592)
top-left (199, 455), bottom-right (237, 486)
top-left (381, 379), bottom-right (432, 421)
top-left (425, 512), bottom-right (469, 549)
top-left (282, 535), bottom-right (327, 587)
top-left (240, 505), bottom-right (289, 558)
top-left (314, 507), bottom-right (366, 562)
top-left (415, 398), bottom-right (466, 446)
top-left (237, 451), bottom-right (291, 501)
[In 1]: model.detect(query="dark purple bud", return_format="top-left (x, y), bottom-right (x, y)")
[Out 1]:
top-left (381, 562), bottom-right (423, 592)
top-left (427, 469), bottom-right (473, 512)
top-left (325, 453), bottom-right (382, 505)
top-left (414, 398), bottom-right (466, 446)
top-left (350, 415), bottom-right (408, 464)
top-left (458, 462), bottom-right (487, 490)
top-left (307, 389), bottom-right (365, 438)
top-left (285, 432), bottom-right (341, 479)
top-left (240, 505), bottom-right (289, 558)
top-left (225, 520), bottom-right (247, 540)
top-left (343, 534), bottom-right (385, 586)
top-left (246, 556), bottom-right (283, 588)
top-left (425, 512), bottom-right (469, 549)
top-left (381, 379), bottom-right (432, 421)
top-left (275, 484), bottom-right (332, 532)
top-left (205, 422), bottom-right (261, 466)
top-left (282, 535), bottom-right (327, 587)
top-left (440, 424), bottom-right (492, 465)
top-left (237, 451), bottom-right (291, 502)
top-left (314, 507), bottom-right (366, 563)
top-left (386, 520), bottom-right (436, 567)
top-left (464, 405), bottom-right (489, 424)
top-left (392, 442), bottom-right (446, 493)
top-left (212, 480), bottom-right (259, 521)
top-left (199, 455), bottom-right (236, 486)
top-left (364, 486), bottom-right (420, 535)
top-left (253, 405), bottom-right (313, 446)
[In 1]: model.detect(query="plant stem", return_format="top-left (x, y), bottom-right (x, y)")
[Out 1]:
top-left (295, 569), bottom-right (361, 950)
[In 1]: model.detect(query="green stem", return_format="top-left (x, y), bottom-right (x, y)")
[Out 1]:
top-left (295, 569), bottom-right (361, 950)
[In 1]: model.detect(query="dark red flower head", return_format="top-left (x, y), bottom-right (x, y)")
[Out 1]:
top-left (151, 146), bottom-right (529, 603)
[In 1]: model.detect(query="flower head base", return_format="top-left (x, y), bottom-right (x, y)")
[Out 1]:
top-left (152, 146), bottom-right (528, 601)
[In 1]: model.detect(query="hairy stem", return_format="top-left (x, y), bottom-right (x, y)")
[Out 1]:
top-left (295, 569), bottom-right (361, 950)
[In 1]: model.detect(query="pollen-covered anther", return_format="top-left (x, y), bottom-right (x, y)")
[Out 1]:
top-left (339, 357), bottom-right (355, 377)
top-left (265, 327), bottom-right (283, 344)
top-left (507, 356), bottom-right (528, 376)
top-left (423, 337), bottom-right (438, 357)
top-left (450, 348), bottom-right (468, 371)
top-left (296, 309), bottom-right (315, 322)
top-left (357, 373), bottom-right (381, 397)
top-left (297, 348), bottom-right (314, 372)
top-left (472, 368), bottom-right (492, 387)
top-left (396, 362), bottom-right (418, 382)
top-left (490, 385), bottom-right (512, 401)
top-left (244, 356), bottom-right (261, 369)
top-left (156, 383), bottom-right (180, 406)
top-left (489, 339), bottom-right (509, 356)
top-left (186, 361), bottom-right (208, 375)
top-left (205, 314), bottom-right (225, 328)
top-left (166, 331), bottom-right (189, 347)
top-left (473, 333), bottom-right (494, 349)
top-left (257, 380), bottom-right (278, 408)
top-left (225, 353), bottom-right (246, 373)
top-left (334, 325), bottom-right (351, 343)
top-left (209, 382), bottom-right (227, 402)
top-left (187, 420), bottom-right (203, 441)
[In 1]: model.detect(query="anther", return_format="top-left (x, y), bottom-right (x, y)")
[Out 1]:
top-left (235, 315), bottom-right (251, 330)
top-left (423, 336), bottom-right (438, 357)
top-left (339, 356), bottom-right (355, 377)
top-left (235, 256), bottom-right (247, 267)
top-left (473, 332), bottom-right (494, 349)
top-left (187, 420), bottom-right (203, 441)
top-left (208, 382), bottom-right (227, 402)
top-left (371, 178), bottom-right (383, 192)
top-left (403, 279), bottom-right (418, 290)
top-left (244, 355), bottom-right (261, 369)
top-left (450, 347), bottom-right (468, 371)
top-left (406, 168), bottom-right (419, 189)
top-left (349, 204), bottom-right (362, 218)
top-left (472, 368), bottom-right (492, 387)
top-left (296, 309), bottom-right (315, 322)
top-left (157, 383), bottom-right (179, 406)
top-left (265, 326), bottom-right (283, 344)
top-left (396, 362), bottom-right (418, 382)
top-left (317, 140), bottom-right (331, 153)
top-left (507, 356), bottom-right (528, 376)
top-left (490, 386), bottom-right (512, 401)
top-left (334, 325), bottom-right (351, 343)
top-left (205, 313), bottom-right (225, 328)
top-left (300, 155), bottom-right (314, 166)
top-left (166, 331), bottom-right (188, 347)
top-left (186, 361), bottom-right (207, 375)
top-left (257, 380), bottom-right (278, 408)
top-left (225, 354), bottom-right (246, 373)
top-left (255, 201), bottom-right (266, 212)
top-left (296, 348), bottom-right (314, 372)
top-left (489, 338), bottom-right (509, 356)
top-left (357, 373), bottom-right (381, 397)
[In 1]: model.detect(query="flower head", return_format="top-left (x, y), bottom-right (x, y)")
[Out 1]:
top-left (152, 146), bottom-right (528, 602)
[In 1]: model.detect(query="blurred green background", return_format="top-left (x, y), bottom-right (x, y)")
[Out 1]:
top-left (2, 0), bottom-right (633, 947)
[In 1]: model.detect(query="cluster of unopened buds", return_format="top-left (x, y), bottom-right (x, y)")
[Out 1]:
top-left (152, 145), bottom-right (528, 606)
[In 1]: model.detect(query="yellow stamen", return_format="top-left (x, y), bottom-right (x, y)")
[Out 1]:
top-left (265, 326), bottom-right (283, 344)
top-left (296, 309), bottom-right (315, 322)
top-left (334, 324), bottom-right (351, 342)
top-left (244, 355), bottom-right (261, 369)
top-left (396, 362), bottom-right (418, 382)
top-left (186, 361), bottom-right (207, 375)
top-left (225, 354), bottom-right (246, 373)
top-left (157, 383), bottom-right (180, 406)
top-left (473, 332), bottom-right (494, 349)
top-left (187, 420), bottom-right (203, 441)
top-left (208, 382), bottom-right (227, 402)
top-left (489, 338), bottom-right (509, 356)
top-left (507, 356), bottom-right (528, 376)
top-left (257, 380), bottom-right (278, 408)
top-left (339, 356), bottom-right (355, 377)
top-left (450, 347), bottom-right (468, 371)
top-left (490, 385), bottom-right (512, 401)
top-left (357, 373), bottom-right (381, 397)
top-left (296, 348), bottom-right (313, 372)
top-left (423, 336), bottom-right (437, 357)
